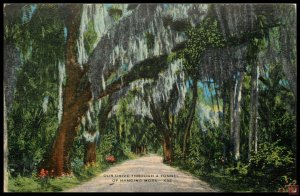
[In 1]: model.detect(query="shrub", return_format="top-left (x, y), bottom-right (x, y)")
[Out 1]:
top-left (46, 176), bottom-right (79, 191)
top-left (248, 142), bottom-right (295, 189)
top-left (225, 162), bottom-right (249, 176)
top-left (9, 175), bottom-right (41, 192)
top-left (124, 148), bottom-right (138, 159)
top-left (83, 21), bottom-right (98, 56)
top-left (105, 155), bottom-right (116, 164)
top-left (249, 142), bottom-right (295, 174)
top-left (108, 8), bottom-right (123, 21)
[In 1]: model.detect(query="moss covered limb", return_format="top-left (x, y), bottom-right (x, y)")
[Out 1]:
top-left (96, 55), bottom-right (168, 100)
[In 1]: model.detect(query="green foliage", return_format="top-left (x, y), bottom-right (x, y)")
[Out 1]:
top-left (83, 21), bottom-right (98, 56)
top-left (9, 175), bottom-right (41, 192)
top-left (9, 174), bottom-right (80, 192)
top-left (7, 4), bottom-right (65, 177)
top-left (166, 52), bottom-right (177, 63)
top-left (108, 8), bottom-right (123, 21)
top-left (180, 18), bottom-right (225, 78)
top-left (258, 61), bottom-right (296, 150)
top-left (9, 128), bottom-right (133, 192)
top-left (75, 164), bottom-right (102, 181)
top-left (97, 133), bottom-right (116, 160)
top-left (46, 177), bottom-right (79, 191)
top-left (245, 142), bottom-right (295, 190)
top-left (123, 148), bottom-right (138, 159)
top-left (249, 142), bottom-right (295, 176)
top-left (225, 162), bottom-right (248, 176)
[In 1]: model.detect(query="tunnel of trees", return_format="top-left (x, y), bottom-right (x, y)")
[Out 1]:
top-left (4, 4), bottom-right (296, 192)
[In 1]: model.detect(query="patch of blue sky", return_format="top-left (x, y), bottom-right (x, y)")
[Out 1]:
top-left (163, 4), bottom-right (169, 9)
top-left (104, 4), bottom-right (112, 9)
top-left (199, 81), bottom-right (216, 98)
top-left (203, 84), bottom-right (211, 102)
top-left (185, 80), bottom-right (191, 89)
top-left (185, 79), bottom-right (216, 103)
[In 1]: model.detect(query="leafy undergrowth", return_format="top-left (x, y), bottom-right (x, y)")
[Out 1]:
top-left (172, 160), bottom-right (295, 193)
top-left (9, 174), bottom-right (80, 192)
top-left (173, 163), bottom-right (260, 192)
top-left (8, 154), bottom-right (138, 192)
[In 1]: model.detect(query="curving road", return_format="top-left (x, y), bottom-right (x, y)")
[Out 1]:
top-left (65, 154), bottom-right (218, 192)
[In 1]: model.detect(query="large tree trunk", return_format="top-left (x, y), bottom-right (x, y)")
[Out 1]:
top-left (221, 81), bottom-right (227, 162)
top-left (182, 79), bottom-right (198, 159)
top-left (48, 5), bottom-right (93, 176)
top-left (4, 95), bottom-right (8, 192)
top-left (248, 65), bottom-right (259, 161)
top-left (162, 133), bottom-right (173, 164)
top-left (84, 142), bottom-right (96, 165)
top-left (232, 71), bottom-right (244, 161)
top-left (148, 94), bottom-right (174, 164)
top-left (148, 94), bottom-right (172, 163)
top-left (4, 42), bottom-right (20, 191)
top-left (84, 95), bottom-right (115, 166)
top-left (254, 68), bottom-right (259, 154)
top-left (230, 78), bottom-right (236, 154)
top-left (49, 85), bottom-right (92, 176)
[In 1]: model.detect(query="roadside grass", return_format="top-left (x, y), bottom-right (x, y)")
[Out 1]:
top-left (8, 153), bottom-right (138, 192)
top-left (9, 163), bottom-right (108, 192)
top-left (195, 171), bottom-right (269, 192)
top-left (172, 162), bottom-right (273, 192)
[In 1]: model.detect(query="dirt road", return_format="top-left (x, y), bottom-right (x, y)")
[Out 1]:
top-left (65, 154), bottom-right (217, 192)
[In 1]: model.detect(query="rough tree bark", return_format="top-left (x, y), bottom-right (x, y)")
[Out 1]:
top-left (163, 133), bottom-right (173, 164)
top-left (4, 43), bottom-right (20, 191)
top-left (4, 95), bottom-right (8, 192)
top-left (148, 93), bottom-right (174, 163)
top-left (221, 84), bottom-right (227, 162)
top-left (84, 94), bottom-right (116, 165)
top-left (182, 79), bottom-right (198, 159)
top-left (48, 4), bottom-right (93, 176)
top-left (248, 65), bottom-right (259, 161)
top-left (254, 68), bottom-right (259, 154)
top-left (84, 142), bottom-right (96, 165)
top-left (230, 78), bottom-right (236, 153)
top-left (232, 71), bottom-right (244, 161)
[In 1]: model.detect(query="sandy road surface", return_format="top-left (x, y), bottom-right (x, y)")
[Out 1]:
top-left (65, 154), bottom-right (218, 192)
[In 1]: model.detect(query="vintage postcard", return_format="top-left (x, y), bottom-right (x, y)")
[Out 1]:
top-left (3, 3), bottom-right (297, 193)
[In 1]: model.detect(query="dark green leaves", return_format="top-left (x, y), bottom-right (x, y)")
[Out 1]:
top-left (83, 21), bottom-right (98, 56)
top-left (108, 8), bottom-right (123, 21)
top-left (181, 18), bottom-right (225, 78)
